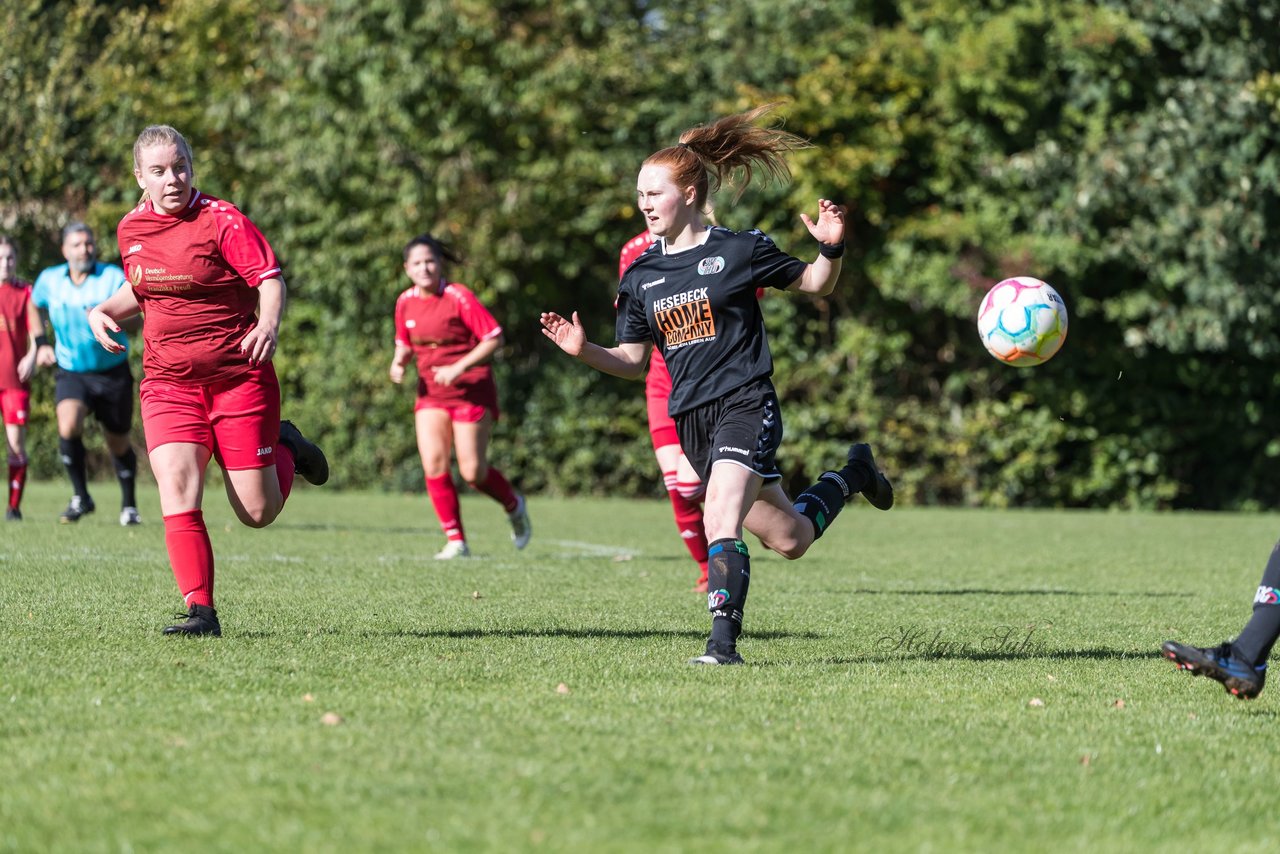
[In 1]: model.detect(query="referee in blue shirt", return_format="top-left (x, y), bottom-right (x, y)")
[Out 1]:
top-left (33, 223), bottom-right (142, 525)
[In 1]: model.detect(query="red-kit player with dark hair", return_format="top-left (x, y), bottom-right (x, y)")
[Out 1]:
top-left (619, 230), bottom-right (710, 591)
top-left (389, 233), bottom-right (530, 560)
top-left (87, 124), bottom-right (328, 637)
top-left (0, 236), bottom-right (42, 521)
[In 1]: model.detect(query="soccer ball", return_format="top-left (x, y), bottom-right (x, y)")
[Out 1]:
top-left (976, 277), bottom-right (1068, 367)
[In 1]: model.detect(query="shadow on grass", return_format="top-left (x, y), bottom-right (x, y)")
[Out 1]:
top-left (270, 522), bottom-right (427, 536)
top-left (382, 627), bottom-right (825, 641)
top-left (850, 588), bottom-right (1195, 598)
top-left (794, 647), bottom-right (1160, 666)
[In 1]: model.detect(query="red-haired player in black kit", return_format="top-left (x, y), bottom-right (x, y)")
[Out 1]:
top-left (389, 234), bottom-right (530, 560)
top-left (544, 105), bottom-right (894, 665)
top-left (88, 125), bottom-right (328, 637)
top-left (618, 230), bottom-right (710, 592)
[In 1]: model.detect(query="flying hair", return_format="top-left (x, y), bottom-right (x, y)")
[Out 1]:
top-left (403, 233), bottom-right (462, 267)
top-left (644, 103), bottom-right (812, 207)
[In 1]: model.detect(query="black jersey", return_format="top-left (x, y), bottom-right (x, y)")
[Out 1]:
top-left (616, 226), bottom-right (806, 416)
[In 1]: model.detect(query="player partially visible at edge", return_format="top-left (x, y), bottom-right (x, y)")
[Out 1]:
top-left (0, 236), bottom-right (42, 521)
top-left (1163, 545), bottom-right (1280, 699)
top-left (541, 104), bottom-right (894, 665)
top-left (87, 124), bottom-right (328, 637)
top-left (389, 233), bottom-right (531, 560)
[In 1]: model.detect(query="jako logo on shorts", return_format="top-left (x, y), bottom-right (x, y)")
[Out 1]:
top-left (697, 256), bottom-right (725, 276)
top-left (1255, 586), bottom-right (1280, 605)
top-left (708, 588), bottom-right (730, 609)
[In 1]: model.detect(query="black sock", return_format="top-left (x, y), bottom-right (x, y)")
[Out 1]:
top-left (113, 449), bottom-right (137, 508)
top-left (59, 437), bottom-right (89, 500)
top-left (793, 473), bottom-right (851, 540)
top-left (706, 538), bottom-right (750, 649)
top-left (1233, 541), bottom-right (1280, 666)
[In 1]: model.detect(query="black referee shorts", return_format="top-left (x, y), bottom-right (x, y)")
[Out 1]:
top-left (54, 362), bottom-right (134, 435)
top-left (675, 377), bottom-right (783, 485)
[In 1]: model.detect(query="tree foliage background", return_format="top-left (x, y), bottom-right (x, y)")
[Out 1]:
top-left (3, 0), bottom-right (1279, 508)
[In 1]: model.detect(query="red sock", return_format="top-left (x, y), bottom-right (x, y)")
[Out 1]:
top-left (426, 474), bottom-right (465, 541)
top-left (275, 444), bottom-right (296, 502)
top-left (163, 510), bottom-right (215, 608)
top-left (666, 483), bottom-right (709, 573)
top-left (472, 467), bottom-right (519, 513)
top-left (8, 459), bottom-right (26, 511)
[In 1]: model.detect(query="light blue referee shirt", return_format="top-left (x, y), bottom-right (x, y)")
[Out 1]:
top-left (32, 262), bottom-right (130, 373)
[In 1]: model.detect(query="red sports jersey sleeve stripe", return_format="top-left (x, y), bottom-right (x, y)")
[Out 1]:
top-left (213, 202), bottom-right (280, 288)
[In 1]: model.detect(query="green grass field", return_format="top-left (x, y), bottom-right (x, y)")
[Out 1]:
top-left (3, 480), bottom-right (1278, 852)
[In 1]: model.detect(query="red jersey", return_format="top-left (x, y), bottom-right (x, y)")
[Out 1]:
top-left (117, 190), bottom-right (282, 385)
top-left (0, 281), bottom-right (33, 390)
top-left (394, 281), bottom-right (502, 404)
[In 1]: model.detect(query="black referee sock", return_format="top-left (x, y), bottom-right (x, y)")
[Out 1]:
top-left (1233, 541), bottom-right (1280, 666)
top-left (59, 437), bottom-right (89, 500)
top-left (793, 473), bottom-right (850, 540)
top-left (707, 538), bottom-right (750, 648)
top-left (112, 449), bottom-right (138, 508)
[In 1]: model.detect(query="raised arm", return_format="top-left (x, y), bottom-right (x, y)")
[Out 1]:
top-left (787, 198), bottom-right (846, 296)
top-left (539, 311), bottom-right (651, 380)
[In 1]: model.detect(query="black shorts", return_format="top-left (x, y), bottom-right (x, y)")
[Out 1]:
top-left (54, 363), bottom-right (134, 435)
top-left (675, 377), bottom-right (783, 485)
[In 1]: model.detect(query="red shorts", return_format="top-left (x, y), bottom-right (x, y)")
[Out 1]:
top-left (645, 353), bottom-right (679, 451)
top-left (0, 388), bottom-right (30, 426)
top-left (414, 377), bottom-right (500, 421)
top-left (415, 399), bottom-right (492, 423)
top-left (140, 366), bottom-right (281, 470)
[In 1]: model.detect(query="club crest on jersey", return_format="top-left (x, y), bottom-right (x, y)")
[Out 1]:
top-left (697, 256), bottom-right (725, 276)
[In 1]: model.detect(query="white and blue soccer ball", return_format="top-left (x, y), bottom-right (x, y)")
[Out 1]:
top-left (976, 277), bottom-right (1068, 367)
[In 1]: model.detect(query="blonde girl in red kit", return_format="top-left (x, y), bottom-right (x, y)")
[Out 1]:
top-left (88, 125), bottom-right (328, 637)
top-left (389, 234), bottom-right (530, 559)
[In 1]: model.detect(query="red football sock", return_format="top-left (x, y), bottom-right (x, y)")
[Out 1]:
top-left (426, 474), bottom-right (465, 541)
top-left (666, 480), bottom-right (709, 571)
top-left (8, 459), bottom-right (26, 511)
top-left (472, 466), bottom-right (519, 513)
top-left (275, 443), bottom-right (296, 502)
top-left (163, 510), bottom-right (215, 608)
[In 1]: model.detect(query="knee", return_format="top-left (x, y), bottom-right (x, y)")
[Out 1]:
top-left (460, 462), bottom-right (488, 488)
top-left (759, 533), bottom-right (810, 561)
top-left (421, 456), bottom-right (450, 479)
top-left (237, 501), bottom-right (282, 529)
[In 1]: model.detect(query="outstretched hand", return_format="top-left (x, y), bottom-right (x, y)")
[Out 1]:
top-left (539, 311), bottom-right (585, 357)
top-left (86, 306), bottom-right (127, 354)
top-left (799, 198), bottom-right (846, 246)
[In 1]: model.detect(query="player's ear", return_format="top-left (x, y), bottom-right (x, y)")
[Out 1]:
top-left (134, 170), bottom-right (146, 191)
top-left (683, 185), bottom-right (698, 207)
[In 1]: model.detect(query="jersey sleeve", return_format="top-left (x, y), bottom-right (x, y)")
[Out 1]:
top-left (749, 230), bottom-right (808, 291)
top-left (615, 275), bottom-right (650, 344)
top-left (217, 208), bottom-right (282, 287)
top-left (394, 292), bottom-right (410, 347)
top-left (448, 284), bottom-right (502, 342)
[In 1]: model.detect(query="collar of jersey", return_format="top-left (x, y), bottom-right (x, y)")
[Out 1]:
top-left (659, 226), bottom-right (712, 256)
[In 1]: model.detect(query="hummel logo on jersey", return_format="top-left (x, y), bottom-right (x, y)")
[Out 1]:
top-left (641, 277), bottom-right (666, 290)
top-left (257, 445), bottom-right (273, 457)
top-left (127, 244), bottom-right (142, 255)
top-left (718, 445), bottom-right (750, 456)
top-left (697, 256), bottom-right (725, 275)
